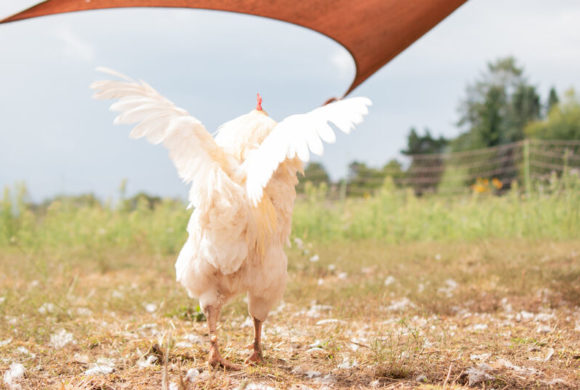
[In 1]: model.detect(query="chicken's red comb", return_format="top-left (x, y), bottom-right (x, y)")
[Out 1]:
top-left (256, 93), bottom-right (263, 111)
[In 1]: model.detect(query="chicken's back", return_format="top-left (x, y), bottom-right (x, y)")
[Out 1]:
top-left (175, 110), bottom-right (301, 310)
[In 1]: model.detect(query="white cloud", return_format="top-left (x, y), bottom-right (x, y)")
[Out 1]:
top-left (331, 48), bottom-right (355, 79)
top-left (56, 25), bottom-right (95, 62)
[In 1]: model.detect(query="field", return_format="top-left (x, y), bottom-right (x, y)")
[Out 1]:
top-left (1, 181), bottom-right (579, 389)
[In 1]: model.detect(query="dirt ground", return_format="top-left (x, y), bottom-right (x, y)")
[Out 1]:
top-left (1, 240), bottom-right (579, 389)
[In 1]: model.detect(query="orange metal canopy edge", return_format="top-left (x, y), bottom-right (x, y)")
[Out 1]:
top-left (1, 0), bottom-right (466, 97)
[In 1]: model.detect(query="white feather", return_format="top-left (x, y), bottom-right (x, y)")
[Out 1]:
top-left (90, 68), bottom-right (233, 204)
top-left (243, 97), bottom-right (372, 205)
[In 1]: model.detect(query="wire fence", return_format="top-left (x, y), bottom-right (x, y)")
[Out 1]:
top-left (302, 139), bottom-right (580, 198)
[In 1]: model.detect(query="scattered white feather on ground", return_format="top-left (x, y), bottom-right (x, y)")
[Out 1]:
top-left (466, 363), bottom-right (494, 386)
top-left (245, 383), bottom-right (276, 390)
top-left (470, 353), bottom-right (491, 361)
top-left (467, 323), bottom-right (488, 332)
top-left (38, 302), bottom-right (55, 314)
top-left (437, 279), bottom-right (458, 297)
top-left (85, 358), bottom-right (115, 375)
top-left (136, 355), bottom-right (158, 368)
top-left (337, 357), bottom-right (358, 369)
top-left (386, 297), bottom-right (416, 311)
top-left (0, 338), bottom-right (12, 347)
top-left (15, 347), bottom-right (35, 359)
top-left (49, 329), bottom-right (75, 349)
top-left (316, 319), bottom-right (346, 325)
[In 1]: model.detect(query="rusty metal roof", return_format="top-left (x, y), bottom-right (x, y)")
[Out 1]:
top-left (1, 0), bottom-right (466, 96)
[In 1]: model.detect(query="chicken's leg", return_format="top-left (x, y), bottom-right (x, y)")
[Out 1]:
top-left (245, 317), bottom-right (263, 364)
top-left (204, 304), bottom-right (241, 370)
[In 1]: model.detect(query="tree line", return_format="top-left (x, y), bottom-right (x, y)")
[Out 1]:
top-left (299, 56), bottom-right (580, 196)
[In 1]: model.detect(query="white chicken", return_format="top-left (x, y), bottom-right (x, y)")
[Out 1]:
top-left (90, 68), bottom-right (371, 369)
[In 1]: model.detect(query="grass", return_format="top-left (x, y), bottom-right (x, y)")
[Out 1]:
top-left (0, 181), bottom-right (579, 388)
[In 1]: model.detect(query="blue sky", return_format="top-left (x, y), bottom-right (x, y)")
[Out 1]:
top-left (1, 0), bottom-right (580, 201)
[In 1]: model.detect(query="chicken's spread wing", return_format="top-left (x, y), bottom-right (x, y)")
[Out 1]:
top-left (243, 97), bottom-right (372, 205)
top-left (91, 68), bottom-right (234, 207)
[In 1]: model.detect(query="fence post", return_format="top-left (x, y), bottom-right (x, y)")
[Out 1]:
top-left (523, 139), bottom-right (532, 196)
top-left (339, 179), bottom-right (347, 202)
top-left (563, 147), bottom-right (570, 190)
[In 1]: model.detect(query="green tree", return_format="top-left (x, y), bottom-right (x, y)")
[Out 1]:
top-left (509, 84), bottom-right (541, 141)
top-left (401, 127), bottom-right (448, 155)
top-left (526, 89), bottom-right (580, 140)
top-left (455, 57), bottom-right (541, 150)
top-left (401, 128), bottom-right (448, 194)
top-left (296, 162), bottom-right (331, 193)
top-left (346, 161), bottom-right (385, 197)
top-left (382, 159), bottom-right (405, 182)
top-left (547, 87), bottom-right (559, 113)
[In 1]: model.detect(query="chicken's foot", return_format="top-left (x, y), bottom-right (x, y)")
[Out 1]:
top-left (245, 317), bottom-right (263, 364)
top-left (204, 304), bottom-right (241, 370)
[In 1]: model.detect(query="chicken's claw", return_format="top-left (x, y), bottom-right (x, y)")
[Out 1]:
top-left (245, 350), bottom-right (264, 365)
top-left (208, 346), bottom-right (241, 370)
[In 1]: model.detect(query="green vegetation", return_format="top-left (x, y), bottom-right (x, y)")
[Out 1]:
top-left (2, 173), bottom-right (579, 261)
top-left (526, 88), bottom-right (580, 140)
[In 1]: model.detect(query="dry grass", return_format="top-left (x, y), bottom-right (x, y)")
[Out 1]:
top-left (1, 239), bottom-right (579, 389)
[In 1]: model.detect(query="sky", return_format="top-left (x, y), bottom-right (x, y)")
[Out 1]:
top-left (1, 0), bottom-right (580, 201)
